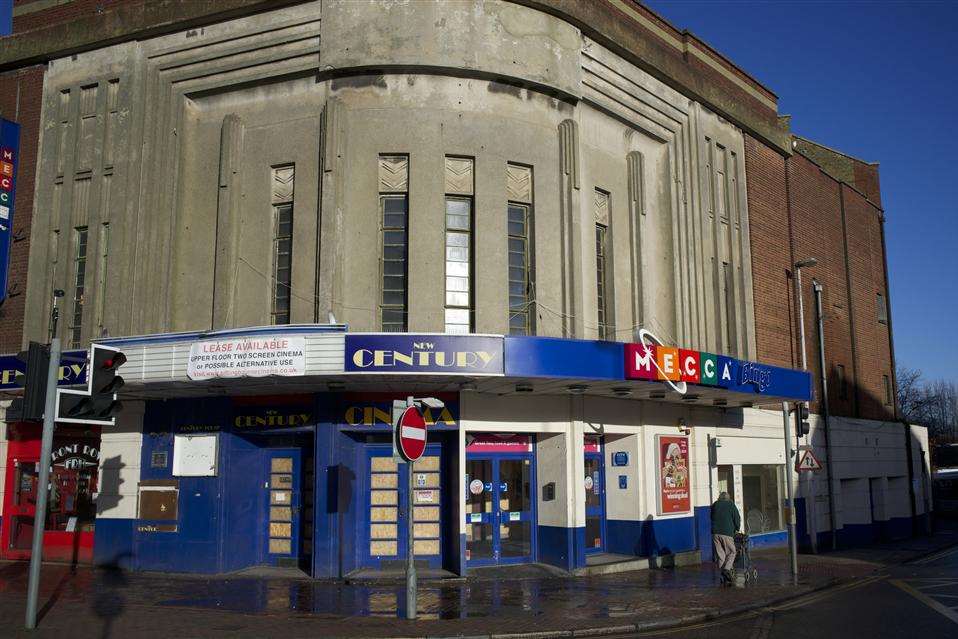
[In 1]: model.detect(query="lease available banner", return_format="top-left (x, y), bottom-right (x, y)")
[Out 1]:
top-left (187, 336), bottom-right (306, 380)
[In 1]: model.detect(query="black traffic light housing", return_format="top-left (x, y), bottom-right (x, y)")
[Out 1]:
top-left (795, 403), bottom-right (810, 437)
top-left (7, 342), bottom-right (51, 422)
top-left (55, 344), bottom-right (126, 426)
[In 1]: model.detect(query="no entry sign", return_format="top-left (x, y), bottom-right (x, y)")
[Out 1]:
top-left (395, 405), bottom-right (427, 462)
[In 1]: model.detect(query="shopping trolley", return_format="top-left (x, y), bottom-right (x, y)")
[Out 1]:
top-left (733, 531), bottom-right (758, 585)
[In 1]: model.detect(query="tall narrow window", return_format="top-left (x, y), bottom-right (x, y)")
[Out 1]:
top-left (444, 157), bottom-right (474, 334)
top-left (723, 261), bottom-right (734, 353)
top-left (836, 364), bottom-right (847, 401)
top-left (379, 155), bottom-right (409, 332)
top-left (594, 189), bottom-right (613, 340)
top-left (94, 222), bottom-right (109, 336)
top-left (595, 224), bottom-right (612, 340)
top-left (270, 165), bottom-right (295, 325)
top-left (883, 374), bottom-right (893, 406)
top-left (507, 163), bottom-right (535, 335)
top-left (877, 292), bottom-right (888, 324)
top-left (70, 227), bottom-right (89, 348)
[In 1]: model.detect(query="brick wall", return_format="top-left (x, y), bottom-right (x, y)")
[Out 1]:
top-left (745, 134), bottom-right (795, 369)
top-left (12, 0), bottom-right (135, 35)
top-left (842, 184), bottom-right (895, 420)
top-left (0, 65), bottom-right (44, 353)
top-left (747, 135), bottom-right (896, 421)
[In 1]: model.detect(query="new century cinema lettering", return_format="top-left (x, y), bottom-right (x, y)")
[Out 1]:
top-left (344, 405), bottom-right (455, 427)
top-left (344, 334), bottom-right (504, 375)
top-left (351, 347), bottom-right (495, 369)
top-left (625, 330), bottom-right (773, 393)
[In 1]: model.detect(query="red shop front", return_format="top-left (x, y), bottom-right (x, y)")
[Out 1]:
top-left (1, 422), bottom-right (101, 564)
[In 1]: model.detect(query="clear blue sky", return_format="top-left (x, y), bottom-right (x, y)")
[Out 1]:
top-left (646, 0), bottom-right (958, 383)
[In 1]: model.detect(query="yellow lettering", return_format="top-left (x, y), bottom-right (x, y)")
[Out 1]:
top-left (373, 407), bottom-right (392, 425)
top-left (352, 349), bottom-right (373, 368)
top-left (477, 351), bottom-right (494, 366)
top-left (438, 407), bottom-right (454, 424)
top-left (393, 351), bottom-right (414, 366)
top-left (345, 407), bottom-right (360, 425)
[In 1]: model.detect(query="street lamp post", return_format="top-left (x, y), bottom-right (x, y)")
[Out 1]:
top-left (793, 258), bottom-right (818, 554)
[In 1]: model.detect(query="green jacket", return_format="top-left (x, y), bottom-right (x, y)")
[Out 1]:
top-left (711, 499), bottom-right (741, 537)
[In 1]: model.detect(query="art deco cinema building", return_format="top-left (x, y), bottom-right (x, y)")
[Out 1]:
top-left (0, 0), bottom-right (927, 577)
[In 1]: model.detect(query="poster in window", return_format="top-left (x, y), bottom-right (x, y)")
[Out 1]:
top-left (658, 435), bottom-right (691, 514)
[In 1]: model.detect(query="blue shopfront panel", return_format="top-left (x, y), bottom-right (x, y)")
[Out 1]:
top-left (98, 397), bottom-right (320, 575)
top-left (505, 337), bottom-right (624, 380)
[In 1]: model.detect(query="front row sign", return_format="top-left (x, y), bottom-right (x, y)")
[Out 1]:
top-left (395, 405), bottom-right (427, 462)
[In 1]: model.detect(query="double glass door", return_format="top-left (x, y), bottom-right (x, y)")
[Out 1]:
top-left (465, 456), bottom-right (534, 565)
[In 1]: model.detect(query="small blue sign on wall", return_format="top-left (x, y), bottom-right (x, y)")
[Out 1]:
top-left (612, 451), bottom-right (629, 466)
top-left (0, 118), bottom-right (21, 303)
top-left (345, 334), bottom-right (504, 375)
top-left (618, 475), bottom-right (627, 489)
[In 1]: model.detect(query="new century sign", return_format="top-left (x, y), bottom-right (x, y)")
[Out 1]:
top-left (624, 329), bottom-right (811, 400)
top-left (344, 334), bottom-right (504, 375)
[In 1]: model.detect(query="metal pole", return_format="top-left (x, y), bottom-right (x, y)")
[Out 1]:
top-left (782, 402), bottom-right (798, 584)
top-left (794, 267), bottom-right (817, 553)
top-left (813, 280), bottom-right (838, 551)
top-left (405, 396), bottom-right (417, 620)
top-left (25, 319), bottom-right (62, 629)
top-left (796, 268), bottom-right (808, 372)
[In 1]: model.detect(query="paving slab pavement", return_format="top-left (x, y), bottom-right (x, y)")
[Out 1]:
top-left (1, 526), bottom-right (955, 639)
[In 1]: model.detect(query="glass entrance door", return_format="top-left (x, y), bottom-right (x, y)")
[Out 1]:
top-left (6, 459), bottom-right (39, 552)
top-left (465, 455), bottom-right (534, 566)
top-left (584, 442), bottom-right (606, 554)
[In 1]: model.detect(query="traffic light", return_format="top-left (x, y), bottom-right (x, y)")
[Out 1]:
top-left (7, 342), bottom-right (51, 422)
top-left (795, 403), bottom-right (810, 437)
top-left (55, 344), bottom-right (126, 425)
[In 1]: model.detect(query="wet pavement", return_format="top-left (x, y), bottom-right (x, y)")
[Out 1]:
top-left (1, 528), bottom-right (956, 638)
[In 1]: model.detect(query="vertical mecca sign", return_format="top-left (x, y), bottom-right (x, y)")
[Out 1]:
top-left (0, 119), bottom-right (20, 303)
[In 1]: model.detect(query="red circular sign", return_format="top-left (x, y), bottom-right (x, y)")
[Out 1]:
top-left (396, 405), bottom-right (427, 462)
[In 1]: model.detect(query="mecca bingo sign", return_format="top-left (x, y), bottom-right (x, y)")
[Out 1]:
top-left (0, 118), bottom-right (20, 303)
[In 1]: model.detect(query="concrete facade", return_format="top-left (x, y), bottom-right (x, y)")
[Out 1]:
top-left (19, 0), bottom-right (756, 360)
top-left (0, 0), bottom-right (917, 576)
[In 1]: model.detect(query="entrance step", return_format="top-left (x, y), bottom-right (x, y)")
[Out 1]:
top-left (344, 567), bottom-right (461, 583)
top-left (229, 566), bottom-right (311, 579)
top-left (573, 550), bottom-right (701, 577)
top-left (468, 562), bottom-right (569, 580)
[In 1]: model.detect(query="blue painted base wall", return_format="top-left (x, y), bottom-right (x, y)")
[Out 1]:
top-left (92, 518), bottom-right (134, 569)
top-left (606, 514), bottom-right (697, 559)
top-left (538, 525), bottom-right (584, 570)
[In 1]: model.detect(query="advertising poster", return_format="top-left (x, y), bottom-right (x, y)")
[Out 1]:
top-left (658, 435), bottom-right (691, 514)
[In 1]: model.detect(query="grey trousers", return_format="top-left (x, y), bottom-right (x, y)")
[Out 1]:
top-left (713, 534), bottom-right (736, 572)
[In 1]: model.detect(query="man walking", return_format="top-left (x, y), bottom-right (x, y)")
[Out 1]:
top-left (711, 492), bottom-right (741, 585)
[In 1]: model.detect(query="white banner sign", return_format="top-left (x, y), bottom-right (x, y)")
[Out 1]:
top-left (187, 336), bottom-right (306, 380)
